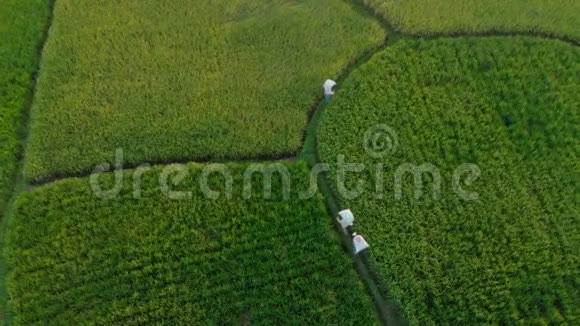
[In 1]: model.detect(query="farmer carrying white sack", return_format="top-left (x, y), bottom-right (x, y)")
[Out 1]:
top-left (323, 79), bottom-right (336, 102)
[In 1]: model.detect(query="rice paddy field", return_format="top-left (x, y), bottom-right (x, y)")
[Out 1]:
top-left (317, 37), bottom-right (579, 324)
top-left (1, 0), bottom-right (578, 325)
top-left (0, 0), bottom-right (51, 211)
top-left (23, 0), bottom-right (385, 182)
top-left (364, 0), bottom-right (580, 41)
top-left (5, 162), bottom-right (378, 324)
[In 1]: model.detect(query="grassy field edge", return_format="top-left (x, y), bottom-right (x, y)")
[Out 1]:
top-left (0, 0), bottom-right (57, 323)
top-left (0, 0), bottom-right (54, 213)
top-left (361, 0), bottom-right (580, 45)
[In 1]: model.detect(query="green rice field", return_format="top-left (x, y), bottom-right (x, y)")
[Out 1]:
top-left (364, 0), bottom-right (580, 41)
top-left (317, 36), bottom-right (579, 324)
top-left (24, 0), bottom-right (385, 182)
top-left (5, 162), bottom-right (378, 324)
top-left (1, 0), bottom-right (578, 324)
top-left (0, 0), bottom-right (52, 210)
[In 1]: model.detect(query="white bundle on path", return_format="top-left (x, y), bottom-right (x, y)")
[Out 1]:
top-left (323, 79), bottom-right (337, 100)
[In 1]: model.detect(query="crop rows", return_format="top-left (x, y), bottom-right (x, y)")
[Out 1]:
top-left (0, 0), bottom-right (51, 211)
top-left (363, 0), bottom-right (580, 41)
top-left (23, 0), bottom-right (385, 182)
top-left (5, 162), bottom-right (378, 324)
top-left (317, 37), bottom-right (579, 324)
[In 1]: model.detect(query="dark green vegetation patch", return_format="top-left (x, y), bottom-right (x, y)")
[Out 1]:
top-left (5, 162), bottom-right (378, 324)
top-left (318, 37), bottom-right (579, 324)
top-left (364, 0), bottom-right (580, 41)
top-left (24, 0), bottom-right (385, 181)
top-left (0, 0), bottom-right (52, 211)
